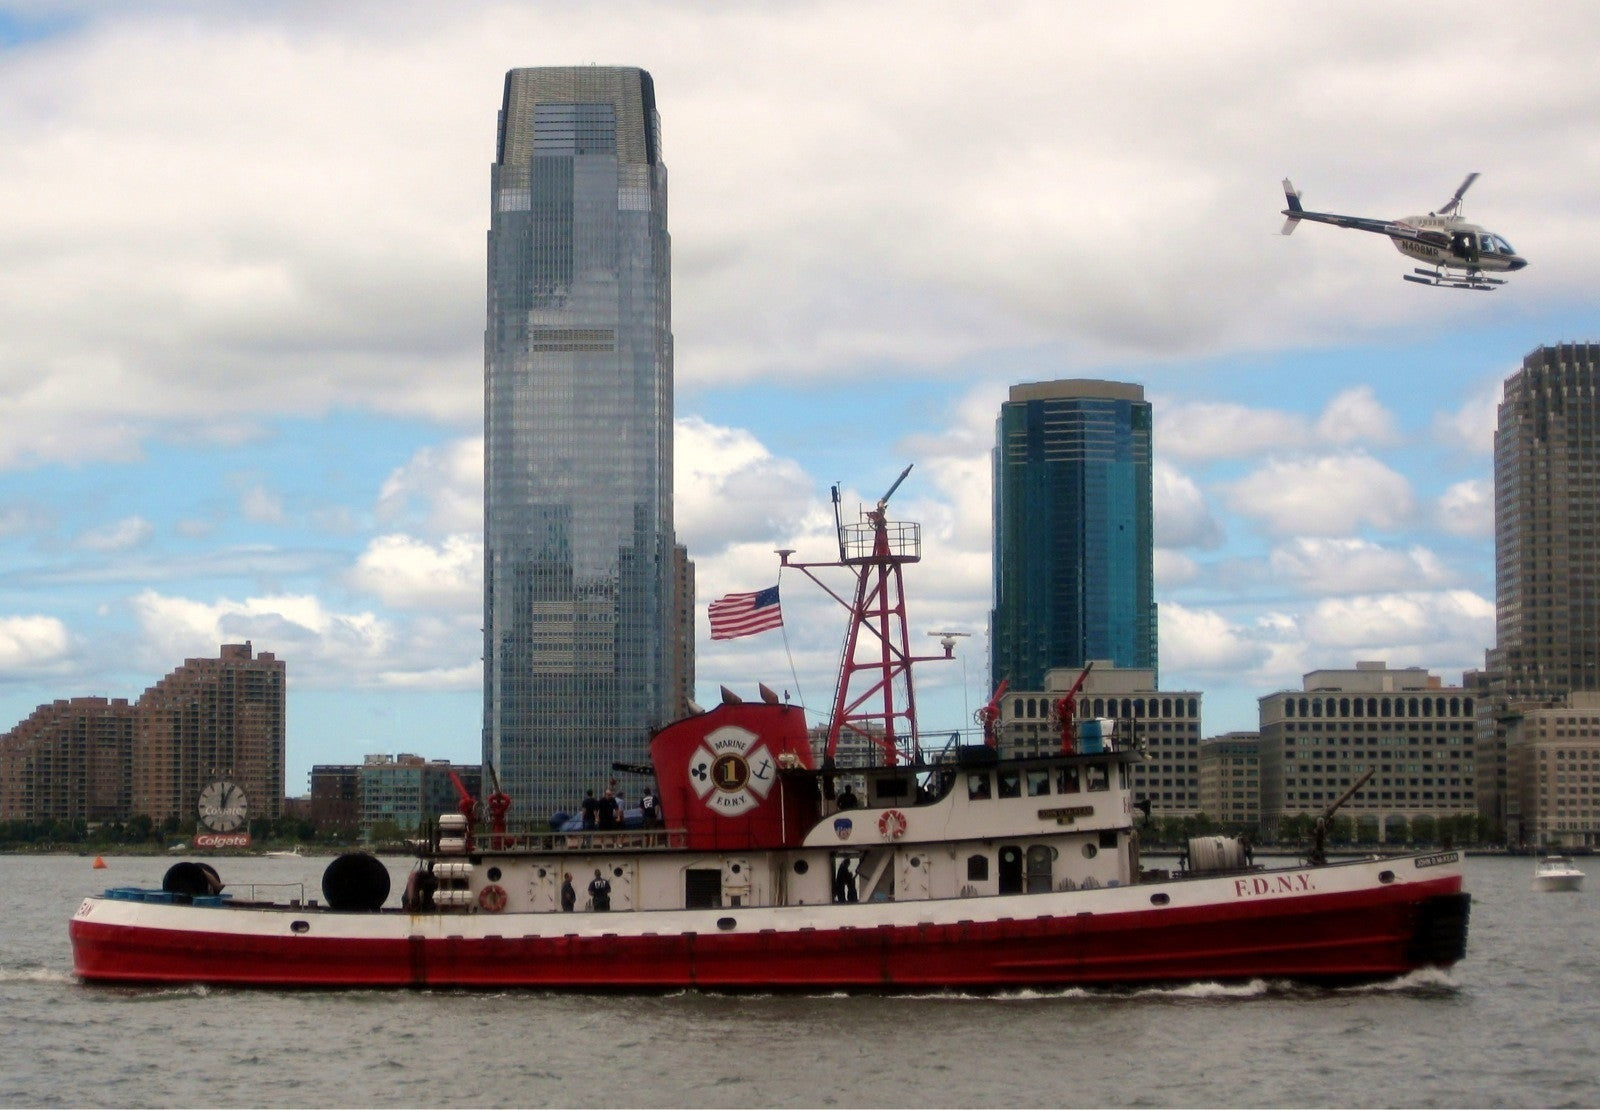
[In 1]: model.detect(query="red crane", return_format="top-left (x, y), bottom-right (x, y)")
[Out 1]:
top-left (1051, 662), bottom-right (1095, 755)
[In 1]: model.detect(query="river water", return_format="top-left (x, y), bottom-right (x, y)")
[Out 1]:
top-left (1, 852), bottom-right (1595, 1108)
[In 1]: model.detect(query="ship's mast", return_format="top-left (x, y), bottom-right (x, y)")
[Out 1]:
top-left (782, 465), bottom-right (949, 766)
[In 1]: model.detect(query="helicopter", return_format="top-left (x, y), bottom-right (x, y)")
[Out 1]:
top-left (1281, 173), bottom-right (1526, 290)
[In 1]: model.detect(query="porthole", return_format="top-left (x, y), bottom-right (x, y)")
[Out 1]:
top-left (717, 917), bottom-right (737, 931)
top-left (1082, 843), bottom-right (1098, 859)
top-left (290, 920), bottom-right (310, 934)
top-left (537, 868), bottom-right (548, 879)
top-left (793, 859), bottom-right (809, 874)
top-left (487, 866), bottom-right (502, 882)
top-left (1150, 893), bottom-right (1170, 906)
top-left (1379, 870), bottom-right (1395, 884)
top-left (612, 867), bottom-right (624, 878)
top-left (909, 856), bottom-right (921, 868)
top-left (731, 863), bottom-right (742, 874)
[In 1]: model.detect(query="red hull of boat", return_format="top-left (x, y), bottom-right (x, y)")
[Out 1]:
top-left (71, 875), bottom-right (1465, 990)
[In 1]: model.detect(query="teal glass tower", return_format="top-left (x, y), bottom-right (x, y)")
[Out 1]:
top-left (991, 380), bottom-right (1156, 691)
top-left (484, 67), bottom-right (678, 818)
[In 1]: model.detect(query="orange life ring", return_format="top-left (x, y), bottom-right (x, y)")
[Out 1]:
top-left (879, 809), bottom-right (908, 839)
top-left (478, 883), bottom-right (508, 913)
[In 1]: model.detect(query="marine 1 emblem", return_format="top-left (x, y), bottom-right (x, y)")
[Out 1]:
top-left (688, 724), bottom-right (776, 817)
top-left (833, 817), bottom-right (853, 840)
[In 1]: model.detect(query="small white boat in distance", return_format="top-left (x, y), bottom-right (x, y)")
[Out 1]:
top-left (262, 847), bottom-right (306, 859)
top-left (1533, 855), bottom-right (1585, 892)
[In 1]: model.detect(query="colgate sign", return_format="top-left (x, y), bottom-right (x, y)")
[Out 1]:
top-left (194, 832), bottom-right (252, 849)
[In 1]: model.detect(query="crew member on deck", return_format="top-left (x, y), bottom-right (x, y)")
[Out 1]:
top-left (589, 868), bottom-right (612, 911)
top-left (561, 873), bottom-right (576, 912)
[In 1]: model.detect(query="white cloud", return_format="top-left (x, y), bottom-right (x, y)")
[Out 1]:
top-left (0, 615), bottom-right (73, 673)
top-left (1154, 461), bottom-right (1222, 549)
top-left (1268, 538), bottom-right (1453, 594)
top-left (376, 438), bottom-right (483, 536)
top-left (1434, 479), bottom-right (1494, 538)
top-left (128, 589), bottom-right (410, 687)
top-left (675, 417), bottom-right (814, 551)
top-left (240, 484), bottom-right (285, 526)
top-left (349, 533), bottom-right (481, 611)
top-left (1432, 374), bottom-right (1505, 457)
top-left (1223, 453), bottom-right (1414, 537)
top-left (1158, 402), bottom-right (1309, 463)
top-left (1314, 386), bottom-right (1397, 446)
top-left (1301, 589), bottom-right (1493, 670)
top-left (75, 515), bottom-right (153, 552)
top-left (1159, 603), bottom-right (1271, 674)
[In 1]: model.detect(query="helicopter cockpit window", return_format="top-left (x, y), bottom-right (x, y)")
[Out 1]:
top-left (1483, 234), bottom-right (1514, 255)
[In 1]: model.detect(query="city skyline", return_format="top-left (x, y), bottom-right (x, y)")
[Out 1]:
top-left (0, 5), bottom-right (1597, 792)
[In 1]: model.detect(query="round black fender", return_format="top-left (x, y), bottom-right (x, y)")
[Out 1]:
top-left (163, 861), bottom-right (219, 896)
top-left (322, 852), bottom-right (391, 911)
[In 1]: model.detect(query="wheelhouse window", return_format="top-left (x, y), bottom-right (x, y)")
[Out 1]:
top-left (1057, 765), bottom-right (1081, 794)
top-left (967, 772), bottom-right (991, 800)
top-left (1025, 768), bottom-right (1050, 797)
top-left (997, 769), bottom-right (1022, 798)
top-left (1086, 763), bottom-right (1109, 792)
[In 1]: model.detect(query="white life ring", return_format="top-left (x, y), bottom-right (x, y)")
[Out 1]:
top-left (879, 809), bottom-right (908, 839)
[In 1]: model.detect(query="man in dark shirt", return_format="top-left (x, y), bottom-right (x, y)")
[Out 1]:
top-left (580, 790), bottom-right (598, 830)
top-left (598, 788), bottom-right (619, 830)
top-left (588, 868), bottom-right (612, 911)
top-left (560, 872), bottom-right (576, 912)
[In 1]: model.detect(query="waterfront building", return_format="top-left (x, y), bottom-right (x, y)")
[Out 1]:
top-left (999, 663), bottom-right (1201, 816)
top-left (1478, 343), bottom-right (1600, 828)
top-left (1503, 691), bottom-right (1600, 850)
top-left (483, 66), bottom-right (686, 819)
top-left (991, 380), bottom-right (1155, 693)
top-left (358, 754), bottom-right (482, 840)
top-left (1198, 732), bottom-right (1260, 830)
top-left (0, 697), bottom-right (135, 824)
top-left (308, 764), bottom-right (362, 838)
top-left (1258, 662), bottom-right (1476, 842)
top-left (132, 642), bottom-right (286, 826)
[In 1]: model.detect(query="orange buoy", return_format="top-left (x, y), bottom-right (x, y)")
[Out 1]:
top-left (92, 856), bottom-right (107, 869)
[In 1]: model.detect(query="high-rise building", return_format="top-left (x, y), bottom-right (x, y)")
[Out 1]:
top-left (1477, 343), bottom-right (1600, 827)
top-left (0, 697), bottom-right (135, 823)
top-left (991, 380), bottom-right (1155, 692)
top-left (484, 67), bottom-right (685, 817)
top-left (131, 642), bottom-right (286, 826)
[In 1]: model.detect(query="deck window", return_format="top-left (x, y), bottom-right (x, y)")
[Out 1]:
top-left (967, 772), bottom-right (991, 800)
top-left (1026, 768), bottom-right (1050, 796)
top-left (1057, 765), bottom-right (1081, 794)
top-left (997, 769), bottom-right (1022, 798)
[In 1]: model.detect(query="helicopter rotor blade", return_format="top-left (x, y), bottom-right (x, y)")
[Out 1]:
top-left (1438, 172), bottom-right (1479, 217)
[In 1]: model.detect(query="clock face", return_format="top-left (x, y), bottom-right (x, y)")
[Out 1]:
top-left (198, 780), bottom-right (248, 832)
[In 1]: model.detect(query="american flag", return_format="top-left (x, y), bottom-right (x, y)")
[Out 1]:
top-left (708, 585), bottom-right (783, 640)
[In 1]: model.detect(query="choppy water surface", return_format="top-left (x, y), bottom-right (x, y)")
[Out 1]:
top-left (2, 853), bottom-right (1596, 1108)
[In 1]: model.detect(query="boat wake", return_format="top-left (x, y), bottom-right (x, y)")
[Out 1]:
top-left (0, 966), bottom-right (76, 985)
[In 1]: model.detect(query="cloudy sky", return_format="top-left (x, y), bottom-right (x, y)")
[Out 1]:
top-left (1, 1), bottom-right (1597, 791)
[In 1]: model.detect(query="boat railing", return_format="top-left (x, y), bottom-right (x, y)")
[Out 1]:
top-left (437, 827), bottom-right (689, 855)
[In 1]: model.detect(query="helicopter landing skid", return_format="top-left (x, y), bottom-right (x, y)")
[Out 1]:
top-left (1404, 267), bottom-right (1504, 291)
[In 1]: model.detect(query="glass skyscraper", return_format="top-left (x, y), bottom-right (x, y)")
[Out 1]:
top-left (990, 380), bottom-right (1156, 692)
top-left (484, 67), bottom-right (682, 817)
